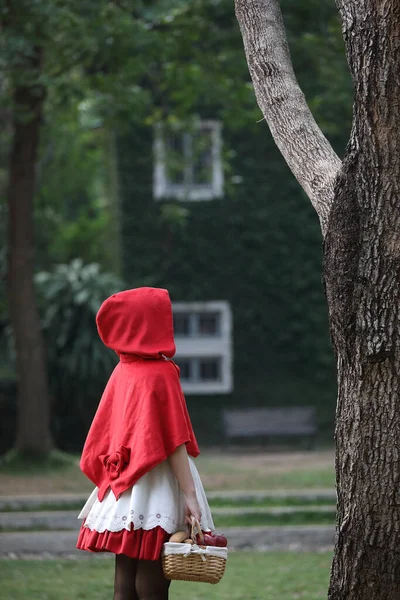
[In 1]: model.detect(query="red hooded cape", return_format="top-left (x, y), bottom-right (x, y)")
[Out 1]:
top-left (80, 287), bottom-right (200, 501)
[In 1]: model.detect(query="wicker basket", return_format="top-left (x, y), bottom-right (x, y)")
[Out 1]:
top-left (162, 518), bottom-right (227, 584)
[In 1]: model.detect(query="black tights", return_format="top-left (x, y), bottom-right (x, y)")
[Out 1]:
top-left (113, 554), bottom-right (171, 600)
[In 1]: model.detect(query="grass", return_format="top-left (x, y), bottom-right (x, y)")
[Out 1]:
top-left (213, 511), bottom-right (335, 528)
top-left (0, 450), bottom-right (78, 474)
top-left (0, 552), bottom-right (332, 600)
top-left (0, 458), bottom-right (92, 496)
top-left (210, 496), bottom-right (335, 508)
top-left (258, 468), bottom-right (335, 490)
top-left (0, 450), bottom-right (335, 496)
top-left (196, 451), bottom-right (335, 491)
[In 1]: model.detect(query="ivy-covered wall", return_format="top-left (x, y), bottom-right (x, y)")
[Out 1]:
top-left (117, 117), bottom-right (337, 445)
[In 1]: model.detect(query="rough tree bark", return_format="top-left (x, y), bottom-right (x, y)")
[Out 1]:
top-left (7, 47), bottom-right (53, 456)
top-left (325, 2), bottom-right (400, 598)
top-left (235, 0), bottom-right (341, 234)
top-left (236, 0), bottom-right (400, 598)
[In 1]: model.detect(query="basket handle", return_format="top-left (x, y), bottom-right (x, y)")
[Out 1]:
top-left (190, 516), bottom-right (204, 545)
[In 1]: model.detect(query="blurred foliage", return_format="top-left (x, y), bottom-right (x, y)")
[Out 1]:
top-left (0, 0), bottom-right (353, 448)
top-left (35, 259), bottom-right (122, 450)
top-left (34, 103), bottom-right (112, 270)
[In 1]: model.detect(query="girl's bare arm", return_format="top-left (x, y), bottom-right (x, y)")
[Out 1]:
top-left (168, 444), bottom-right (201, 522)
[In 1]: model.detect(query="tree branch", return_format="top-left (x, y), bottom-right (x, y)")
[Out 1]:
top-left (235, 0), bottom-right (342, 236)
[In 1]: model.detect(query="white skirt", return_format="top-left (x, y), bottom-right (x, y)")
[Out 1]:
top-left (78, 458), bottom-right (215, 535)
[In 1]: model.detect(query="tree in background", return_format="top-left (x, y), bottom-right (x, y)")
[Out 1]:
top-left (236, 0), bottom-right (400, 597)
top-left (0, 0), bottom-right (142, 457)
top-left (4, 13), bottom-right (52, 456)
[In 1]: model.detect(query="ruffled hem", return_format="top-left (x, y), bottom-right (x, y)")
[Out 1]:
top-left (78, 458), bottom-right (215, 534)
top-left (76, 523), bottom-right (169, 560)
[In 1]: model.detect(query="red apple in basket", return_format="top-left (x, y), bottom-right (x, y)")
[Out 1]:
top-left (195, 532), bottom-right (216, 546)
top-left (214, 533), bottom-right (228, 547)
top-left (203, 532), bottom-right (217, 546)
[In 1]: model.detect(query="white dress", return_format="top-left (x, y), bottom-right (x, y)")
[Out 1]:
top-left (78, 458), bottom-right (215, 535)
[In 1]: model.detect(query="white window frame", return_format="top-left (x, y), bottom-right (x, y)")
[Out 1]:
top-left (172, 301), bottom-right (232, 394)
top-left (153, 120), bottom-right (224, 201)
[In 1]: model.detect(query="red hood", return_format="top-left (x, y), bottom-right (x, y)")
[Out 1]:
top-left (96, 287), bottom-right (176, 359)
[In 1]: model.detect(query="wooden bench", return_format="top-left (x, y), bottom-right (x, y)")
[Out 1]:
top-left (222, 407), bottom-right (317, 448)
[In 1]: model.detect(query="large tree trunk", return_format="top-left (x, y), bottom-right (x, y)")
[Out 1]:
top-left (7, 48), bottom-right (53, 456)
top-left (325, 2), bottom-right (400, 597)
top-left (235, 0), bottom-right (400, 597)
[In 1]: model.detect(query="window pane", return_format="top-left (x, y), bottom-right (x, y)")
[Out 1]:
top-left (166, 132), bottom-right (185, 184)
top-left (192, 129), bottom-right (213, 185)
top-left (176, 358), bottom-right (192, 380)
top-left (197, 312), bottom-right (219, 335)
top-left (173, 314), bottom-right (190, 336)
top-left (199, 358), bottom-right (220, 381)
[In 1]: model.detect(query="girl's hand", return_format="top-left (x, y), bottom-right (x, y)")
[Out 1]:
top-left (185, 492), bottom-right (202, 524)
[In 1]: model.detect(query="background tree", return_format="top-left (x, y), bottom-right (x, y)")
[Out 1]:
top-left (4, 19), bottom-right (52, 456)
top-left (0, 0), bottom-right (141, 457)
top-left (235, 0), bottom-right (400, 598)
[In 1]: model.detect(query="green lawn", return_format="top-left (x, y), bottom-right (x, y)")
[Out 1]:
top-left (196, 452), bottom-right (335, 492)
top-left (0, 553), bottom-right (332, 600)
top-left (0, 450), bottom-right (335, 496)
top-left (210, 495), bottom-right (335, 508)
top-left (244, 467), bottom-right (335, 491)
top-left (214, 510), bottom-right (335, 528)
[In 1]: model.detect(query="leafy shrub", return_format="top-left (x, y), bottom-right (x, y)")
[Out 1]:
top-left (36, 259), bottom-right (123, 451)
